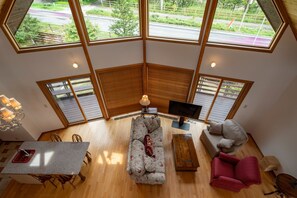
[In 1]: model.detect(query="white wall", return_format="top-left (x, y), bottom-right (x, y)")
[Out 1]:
top-left (89, 40), bottom-right (143, 69)
top-left (200, 27), bottom-right (297, 177)
top-left (0, 29), bottom-right (88, 139)
top-left (0, 30), bottom-right (145, 140)
top-left (253, 76), bottom-right (297, 177)
top-left (147, 40), bottom-right (200, 70)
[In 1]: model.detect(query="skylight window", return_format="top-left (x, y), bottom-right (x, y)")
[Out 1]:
top-left (4, 0), bottom-right (80, 50)
top-left (78, 0), bottom-right (140, 42)
top-left (208, 0), bottom-right (284, 48)
top-left (148, 0), bottom-right (208, 42)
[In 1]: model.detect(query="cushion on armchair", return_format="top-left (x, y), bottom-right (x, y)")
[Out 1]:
top-left (223, 120), bottom-right (248, 146)
top-left (209, 121), bottom-right (223, 135)
top-left (235, 157), bottom-right (261, 186)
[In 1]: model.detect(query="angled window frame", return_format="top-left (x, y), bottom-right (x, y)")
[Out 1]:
top-left (146, 0), bottom-right (211, 45)
top-left (0, 0), bottom-right (82, 53)
top-left (75, 0), bottom-right (143, 46)
top-left (206, 0), bottom-right (287, 53)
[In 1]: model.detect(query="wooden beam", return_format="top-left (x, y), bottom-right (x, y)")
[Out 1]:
top-left (69, 0), bottom-right (109, 119)
top-left (188, 0), bottom-right (218, 103)
top-left (142, 0), bottom-right (148, 94)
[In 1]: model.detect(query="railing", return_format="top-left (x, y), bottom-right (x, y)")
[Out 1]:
top-left (196, 77), bottom-right (243, 99)
top-left (47, 79), bottom-right (94, 99)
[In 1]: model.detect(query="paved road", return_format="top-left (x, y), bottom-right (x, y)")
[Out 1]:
top-left (28, 8), bottom-right (272, 47)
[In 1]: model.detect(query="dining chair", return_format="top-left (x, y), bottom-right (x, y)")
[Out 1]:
top-left (72, 134), bottom-right (92, 164)
top-left (56, 175), bottom-right (76, 189)
top-left (50, 133), bottom-right (62, 142)
top-left (30, 174), bottom-right (57, 188)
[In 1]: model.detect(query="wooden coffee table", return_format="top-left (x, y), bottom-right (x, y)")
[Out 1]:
top-left (172, 134), bottom-right (199, 171)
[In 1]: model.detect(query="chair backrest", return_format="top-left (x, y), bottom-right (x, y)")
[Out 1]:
top-left (50, 133), bottom-right (62, 142)
top-left (72, 134), bottom-right (83, 142)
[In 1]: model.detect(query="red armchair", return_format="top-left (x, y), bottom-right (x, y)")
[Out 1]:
top-left (210, 152), bottom-right (261, 192)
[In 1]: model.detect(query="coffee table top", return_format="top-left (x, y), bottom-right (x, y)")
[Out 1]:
top-left (172, 134), bottom-right (199, 171)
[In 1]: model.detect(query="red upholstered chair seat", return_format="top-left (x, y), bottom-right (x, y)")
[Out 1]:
top-left (210, 152), bottom-right (261, 192)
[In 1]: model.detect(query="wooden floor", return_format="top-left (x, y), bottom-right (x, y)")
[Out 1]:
top-left (1, 116), bottom-right (278, 198)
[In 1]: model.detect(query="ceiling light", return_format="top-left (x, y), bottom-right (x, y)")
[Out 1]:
top-left (210, 62), bottom-right (216, 68)
top-left (73, 63), bottom-right (79, 68)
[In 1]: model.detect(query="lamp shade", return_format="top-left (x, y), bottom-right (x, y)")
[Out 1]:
top-left (0, 107), bottom-right (15, 122)
top-left (9, 98), bottom-right (22, 110)
top-left (0, 95), bottom-right (11, 106)
top-left (139, 95), bottom-right (150, 106)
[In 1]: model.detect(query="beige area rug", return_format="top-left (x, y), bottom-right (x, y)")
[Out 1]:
top-left (0, 142), bottom-right (22, 196)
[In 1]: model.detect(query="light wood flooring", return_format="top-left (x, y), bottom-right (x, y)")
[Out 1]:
top-left (1, 116), bottom-right (278, 198)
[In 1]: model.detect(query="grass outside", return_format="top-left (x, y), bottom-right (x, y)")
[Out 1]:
top-left (31, 2), bottom-right (69, 11)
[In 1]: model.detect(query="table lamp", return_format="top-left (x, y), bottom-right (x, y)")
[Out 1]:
top-left (139, 95), bottom-right (150, 112)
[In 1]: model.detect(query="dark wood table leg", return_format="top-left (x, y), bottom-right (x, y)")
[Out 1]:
top-left (78, 171), bottom-right (86, 182)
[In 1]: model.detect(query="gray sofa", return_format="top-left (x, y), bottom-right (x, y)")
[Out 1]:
top-left (200, 119), bottom-right (248, 158)
top-left (126, 116), bottom-right (165, 184)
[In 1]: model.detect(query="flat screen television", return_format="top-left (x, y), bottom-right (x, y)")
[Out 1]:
top-left (168, 100), bottom-right (202, 130)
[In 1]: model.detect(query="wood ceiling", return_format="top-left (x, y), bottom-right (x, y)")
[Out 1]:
top-left (0, 0), bottom-right (296, 40)
top-left (283, 0), bottom-right (297, 40)
top-left (0, 0), bottom-right (6, 15)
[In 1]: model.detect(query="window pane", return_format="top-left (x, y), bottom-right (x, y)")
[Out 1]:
top-left (208, 0), bottom-right (283, 48)
top-left (70, 77), bottom-right (102, 120)
top-left (79, 0), bottom-right (140, 41)
top-left (208, 81), bottom-right (244, 122)
top-left (148, 0), bottom-right (208, 41)
top-left (46, 81), bottom-right (85, 124)
top-left (193, 76), bottom-right (221, 120)
top-left (6, 0), bottom-right (80, 48)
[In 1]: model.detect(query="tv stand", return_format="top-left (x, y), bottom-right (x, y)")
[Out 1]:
top-left (171, 116), bottom-right (190, 131)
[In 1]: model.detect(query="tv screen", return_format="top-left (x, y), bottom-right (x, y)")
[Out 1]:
top-left (168, 100), bottom-right (202, 120)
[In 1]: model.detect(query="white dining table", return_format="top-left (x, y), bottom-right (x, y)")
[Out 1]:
top-left (1, 141), bottom-right (90, 184)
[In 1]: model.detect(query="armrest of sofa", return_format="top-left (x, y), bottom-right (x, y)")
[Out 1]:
top-left (218, 152), bottom-right (240, 165)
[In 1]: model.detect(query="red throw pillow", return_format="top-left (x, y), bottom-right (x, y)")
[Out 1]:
top-left (144, 135), bottom-right (155, 158)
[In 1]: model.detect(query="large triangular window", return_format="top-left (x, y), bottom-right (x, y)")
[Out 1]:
top-left (77, 0), bottom-right (141, 43)
top-left (208, 0), bottom-right (284, 49)
top-left (2, 0), bottom-right (80, 51)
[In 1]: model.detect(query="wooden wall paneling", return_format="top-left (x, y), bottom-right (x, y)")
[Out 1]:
top-left (96, 64), bottom-right (143, 117)
top-left (282, 0), bottom-right (297, 40)
top-left (147, 64), bottom-right (194, 113)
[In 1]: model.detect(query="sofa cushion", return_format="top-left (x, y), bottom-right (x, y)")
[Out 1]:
top-left (133, 117), bottom-right (148, 142)
top-left (217, 138), bottom-right (235, 149)
top-left (209, 121), bottom-right (223, 135)
top-left (150, 127), bottom-right (163, 147)
top-left (222, 120), bottom-right (248, 146)
top-left (130, 140), bottom-right (145, 176)
top-left (144, 155), bottom-right (156, 172)
top-left (144, 117), bottom-right (160, 133)
top-left (143, 147), bottom-right (165, 173)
